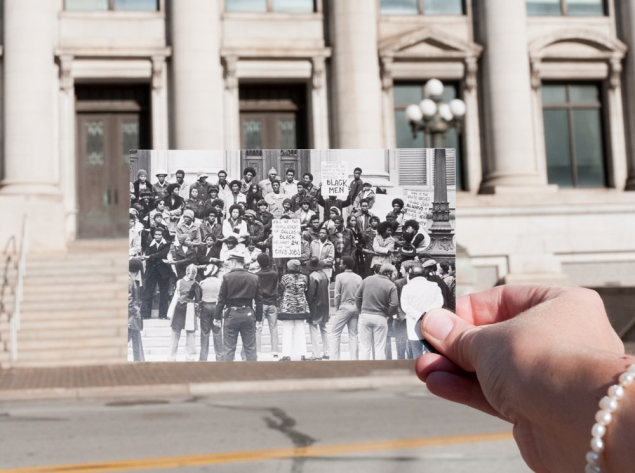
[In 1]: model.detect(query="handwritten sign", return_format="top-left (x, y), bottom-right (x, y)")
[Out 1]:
top-left (272, 219), bottom-right (302, 258)
top-left (403, 190), bottom-right (433, 224)
top-left (321, 161), bottom-right (349, 198)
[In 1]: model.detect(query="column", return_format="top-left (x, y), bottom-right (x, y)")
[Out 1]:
top-left (151, 55), bottom-right (169, 150)
top-left (606, 57), bottom-right (628, 189)
top-left (329, 0), bottom-right (383, 148)
top-left (478, 0), bottom-right (544, 193)
top-left (58, 54), bottom-right (77, 238)
top-left (1, 0), bottom-right (58, 195)
top-left (380, 56), bottom-right (396, 149)
top-left (463, 56), bottom-right (483, 193)
top-left (170, 0), bottom-right (223, 149)
top-left (310, 56), bottom-right (330, 149)
top-left (619, 0), bottom-right (635, 190)
top-left (223, 55), bottom-right (240, 150)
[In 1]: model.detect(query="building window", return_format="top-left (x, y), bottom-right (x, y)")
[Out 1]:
top-left (393, 82), bottom-right (464, 190)
top-left (65, 0), bottom-right (158, 10)
top-left (542, 83), bottom-right (607, 188)
top-left (226, 0), bottom-right (314, 13)
top-left (380, 0), bottom-right (464, 15)
top-left (526, 0), bottom-right (605, 16)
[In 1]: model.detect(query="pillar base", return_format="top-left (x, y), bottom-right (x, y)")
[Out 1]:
top-left (0, 182), bottom-right (61, 197)
top-left (625, 175), bottom-right (635, 191)
top-left (479, 172), bottom-right (552, 194)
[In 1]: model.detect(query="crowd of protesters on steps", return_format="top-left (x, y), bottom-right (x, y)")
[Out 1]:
top-left (128, 166), bottom-right (455, 362)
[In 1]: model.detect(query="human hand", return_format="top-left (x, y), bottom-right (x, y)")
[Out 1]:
top-left (213, 320), bottom-right (221, 328)
top-left (415, 285), bottom-right (627, 473)
top-left (256, 321), bottom-right (263, 330)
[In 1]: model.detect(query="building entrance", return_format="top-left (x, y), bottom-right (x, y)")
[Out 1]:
top-left (75, 85), bottom-right (150, 239)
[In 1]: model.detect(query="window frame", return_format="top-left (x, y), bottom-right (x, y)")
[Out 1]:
top-left (526, 0), bottom-right (606, 16)
top-left (379, 0), bottom-right (465, 16)
top-left (65, 0), bottom-right (162, 11)
top-left (392, 81), bottom-right (466, 191)
top-left (225, 0), bottom-right (318, 13)
top-left (541, 81), bottom-right (609, 188)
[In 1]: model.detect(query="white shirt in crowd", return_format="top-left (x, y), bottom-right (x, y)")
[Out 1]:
top-left (281, 179), bottom-right (298, 196)
top-left (400, 276), bottom-right (444, 341)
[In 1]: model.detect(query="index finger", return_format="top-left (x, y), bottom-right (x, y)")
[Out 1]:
top-left (456, 285), bottom-right (566, 326)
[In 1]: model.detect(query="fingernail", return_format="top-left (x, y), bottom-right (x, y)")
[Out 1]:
top-left (423, 310), bottom-right (454, 341)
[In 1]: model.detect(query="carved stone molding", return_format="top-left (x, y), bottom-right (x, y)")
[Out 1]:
top-left (609, 57), bottom-right (622, 90)
top-left (380, 56), bottom-right (393, 92)
top-left (530, 59), bottom-right (542, 90)
top-left (224, 55), bottom-right (239, 91)
top-left (151, 55), bottom-right (165, 91)
top-left (464, 56), bottom-right (478, 92)
top-left (58, 55), bottom-right (74, 92)
top-left (311, 56), bottom-right (325, 90)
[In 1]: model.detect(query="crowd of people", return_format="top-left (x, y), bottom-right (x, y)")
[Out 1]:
top-left (127, 166), bottom-right (455, 362)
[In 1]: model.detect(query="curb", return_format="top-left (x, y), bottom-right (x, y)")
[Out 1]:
top-left (0, 375), bottom-right (423, 402)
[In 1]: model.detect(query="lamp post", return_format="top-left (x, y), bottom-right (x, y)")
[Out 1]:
top-left (404, 79), bottom-right (465, 259)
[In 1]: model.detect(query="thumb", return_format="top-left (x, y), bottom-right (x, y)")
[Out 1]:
top-left (421, 308), bottom-right (481, 373)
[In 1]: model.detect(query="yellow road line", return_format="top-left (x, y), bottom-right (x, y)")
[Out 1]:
top-left (1, 431), bottom-right (514, 473)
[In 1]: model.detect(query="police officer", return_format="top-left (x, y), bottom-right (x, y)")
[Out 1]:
top-left (214, 252), bottom-right (263, 361)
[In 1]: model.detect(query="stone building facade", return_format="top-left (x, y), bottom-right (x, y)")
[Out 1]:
top-left (1, 0), bottom-right (635, 343)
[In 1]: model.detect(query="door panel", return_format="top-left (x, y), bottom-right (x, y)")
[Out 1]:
top-left (77, 113), bottom-right (143, 239)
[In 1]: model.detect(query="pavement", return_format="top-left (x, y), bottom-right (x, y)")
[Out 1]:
top-left (2, 341), bottom-right (634, 403)
top-left (0, 360), bottom-right (419, 402)
top-left (0, 385), bottom-right (530, 473)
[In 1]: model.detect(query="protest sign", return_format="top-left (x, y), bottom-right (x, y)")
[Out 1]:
top-left (272, 219), bottom-right (302, 258)
top-left (403, 190), bottom-right (433, 224)
top-left (321, 161), bottom-right (349, 198)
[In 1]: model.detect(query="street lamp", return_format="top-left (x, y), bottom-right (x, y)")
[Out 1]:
top-left (404, 78), bottom-right (466, 148)
top-left (404, 79), bottom-right (464, 259)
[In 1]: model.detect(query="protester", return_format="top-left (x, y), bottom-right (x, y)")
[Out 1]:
top-left (281, 168), bottom-right (298, 196)
top-left (152, 169), bottom-right (170, 201)
top-left (439, 261), bottom-right (456, 294)
top-left (214, 253), bottom-right (262, 361)
top-left (227, 179), bottom-right (247, 207)
top-left (306, 257), bottom-right (330, 360)
top-left (170, 234), bottom-right (198, 279)
top-left (190, 170), bottom-right (213, 202)
top-left (258, 168), bottom-right (278, 196)
top-left (240, 167), bottom-right (257, 194)
top-left (301, 172), bottom-right (321, 213)
top-left (246, 183), bottom-right (264, 211)
top-left (222, 204), bottom-right (249, 243)
top-left (348, 167), bottom-right (364, 205)
top-left (385, 198), bottom-right (405, 236)
top-left (353, 182), bottom-right (375, 212)
top-left (140, 227), bottom-right (171, 319)
top-left (422, 259), bottom-right (455, 311)
top-left (255, 254), bottom-right (279, 359)
top-left (309, 226), bottom-right (335, 279)
top-left (198, 265), bottom-right (223, 361)
top-left (133, 169), bottom-right (152, 199)
top-left (175, 209), bottom-right (200, 245)
top-left (128, 258), bottom-right (145, 361)
top-left (355, 263), bottom-right (399, 360)
top-left (401, 264), bottom-right (443, 358)
top-left (371, 221), bottom-right (395, 269)
top-left (265, 180), bottom-right (285, 218)
top-left (167, 264), bottom-right (201, 361)
top-left (277, 259), bottom-right (311, 361)
top-left (330, 256), bottom-right (362, 360)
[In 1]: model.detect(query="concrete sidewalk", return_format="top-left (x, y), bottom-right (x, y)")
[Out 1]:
top-left (0, 360), bottom-right (420, 402)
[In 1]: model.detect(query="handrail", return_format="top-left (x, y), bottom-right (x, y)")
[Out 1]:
top-left (4, 215), bottom-right (28, 363)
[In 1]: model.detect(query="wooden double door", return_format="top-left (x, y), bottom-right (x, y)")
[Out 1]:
top-left (75, 85), bottom-right (150, 239)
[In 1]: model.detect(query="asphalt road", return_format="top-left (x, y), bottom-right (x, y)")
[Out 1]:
top-left (0, 385), bottom-right (531, 473)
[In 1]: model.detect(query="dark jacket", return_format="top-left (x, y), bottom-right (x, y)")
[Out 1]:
top-left (171, 245), bottom-right (197, 279)
top-left (215, 268), bottom-right (263, 322)
top-left (256, 267), bottom-right (279, 306)
top-left (144, 239), bottom-right (171, 279)
top-left (196, 243), bottom-right (222, 266)
top-left (307, 269), bottom-right (330, 325)
top-left (428, 274), bottom-right (455, 312)
top-left (318, 194), bottom-right (351, 213)
top-left (162, 194), bottom-right (184, 211)
top-left (128, 275), bottom-right (143, 331)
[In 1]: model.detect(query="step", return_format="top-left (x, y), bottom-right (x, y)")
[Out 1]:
top-left (20, 309), bottom-right (127, 320)
top-left (17, 336), bottom-right (126, 351)
top-left (18, 290), bottom-right (126, 303)
top-left (13, 357), bottom-right (126, 368)
top-left (24, 274), bottom-right (128, 285)
top-left (23, 266), bottom-right (126, 277)
top-left (18, 326), bottom-right (123, 341)
top-left (21, 298), bottom-right (126, 312)
top-left (20, 317), bottom-right (127, 331)
top-left (23, 282), bottom-right (126, 295)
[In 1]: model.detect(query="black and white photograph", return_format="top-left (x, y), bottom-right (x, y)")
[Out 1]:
top-left (128, 148), bottom-right (456, 362)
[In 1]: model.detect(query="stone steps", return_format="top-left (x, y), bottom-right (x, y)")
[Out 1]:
top-left (7, 246), bottom-right (128, 368)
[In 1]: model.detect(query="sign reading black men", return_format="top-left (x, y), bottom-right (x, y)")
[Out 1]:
top-left (272, 219), bottom-right (302, 258)
top-left (321, 161), bottom-right (349, 198)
